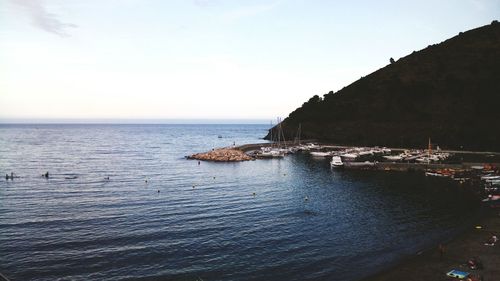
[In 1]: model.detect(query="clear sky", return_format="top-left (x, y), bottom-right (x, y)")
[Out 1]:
top-left (1, 0), bottom-right (498, 122)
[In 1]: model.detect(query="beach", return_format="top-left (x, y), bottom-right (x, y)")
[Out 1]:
top-left (363, 208), bottom-right (500, 281)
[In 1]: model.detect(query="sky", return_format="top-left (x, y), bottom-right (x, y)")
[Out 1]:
top-left (0, 0), bottom-right (499, 123)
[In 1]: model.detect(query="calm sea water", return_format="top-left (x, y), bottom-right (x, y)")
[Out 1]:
top-left (0, 124), bottom-right (478, 281)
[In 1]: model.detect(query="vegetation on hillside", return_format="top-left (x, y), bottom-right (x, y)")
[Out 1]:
top-left (266, 21), bottom-right (500, 151)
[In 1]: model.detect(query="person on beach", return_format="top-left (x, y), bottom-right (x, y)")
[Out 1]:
top-left (438, 244), bottom-right (446, 258)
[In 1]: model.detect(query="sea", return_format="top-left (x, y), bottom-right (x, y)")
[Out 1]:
top-left (0, 124), bottom-right (479, 281)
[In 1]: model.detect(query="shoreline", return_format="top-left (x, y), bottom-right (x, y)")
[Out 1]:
top-left (361, 207), bottom-right (500, 281)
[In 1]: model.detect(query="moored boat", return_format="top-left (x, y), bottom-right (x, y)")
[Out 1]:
top-left (383, 155), bottom-right (403, 161)
top-left (330, 156), bottom-right (344, 168)
top-left (341, 153), bottom-right (358, 160)
top-left (310, 151), bottom-right (331, 157)
top-left (425, 172), bottom-right (449, 177)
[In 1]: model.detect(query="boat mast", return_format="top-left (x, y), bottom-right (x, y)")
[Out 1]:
top-left (276, 117), bottom-right (281, 148)
top-left (428, 137), bottom-right (432, 164)
top-left (297, 123), bottom-right (301, 145)
top-left (268, 120), bottom-right (273, 148)
top-left (428, 137), bottom-right (432, 156)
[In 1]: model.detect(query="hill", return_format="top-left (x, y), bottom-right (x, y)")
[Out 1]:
top-left (266, 21), bottom-right (500, 151)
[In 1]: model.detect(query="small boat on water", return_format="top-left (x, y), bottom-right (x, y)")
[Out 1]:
top-left (330, 156), bottom-right (344, 168)
top-left (481, 175), bottom-right (500, 180)
top-left (307, 143), bottom-right (319, 149)
top-left (310, 151), bottom-right (331, 157)
top-left (259, 150), bottom-right (284, 158)
top-left (345, 161), bottom-right (375, 167)
top-left (358, 150), bottom-right (374, 156)
top-left (383, 155), bottom-right (403, 161)
top-left (415, 157), bottom-right (430, 163)
top-left (425, 171), bottom-right (449, 177)
top-left (484, 179), bottom-right (500, 186)
top-left (381, 148), bottom-right (391, 154)
top-left (341, 153), bottom-right (358, 160)
top-left (259, 147), bottom-right (285, 158)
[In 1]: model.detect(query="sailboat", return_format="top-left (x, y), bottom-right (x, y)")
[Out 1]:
top-left (259, 118), bottom-right (286, 158)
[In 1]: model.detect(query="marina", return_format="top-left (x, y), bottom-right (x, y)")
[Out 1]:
top-left (190, 140), bottom-right (500, 212)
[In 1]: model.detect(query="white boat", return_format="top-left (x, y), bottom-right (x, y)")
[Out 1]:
top-left (429, 155), bottom-right (440, 162)
top-left (381, 148), bottom-right (391, 154)
top-left (485, 179), bottom-right (500, 185)
top-left (310, 151), bottom-right (331, 157)
top-left (415, 157), bottom-right (430, 163)
top-left (425, 172), bottom-right (449, 177)
top-left (259, 150), bottom-right (284, 158)
top-left (259, 147), bottom-right (284, 158)
top-left (330, 156), bottom-right (344, 168)
top-left (345, 161), bottom-right (375, 167)
top-left (358, 150), bottom-right (374, 156)
top-left (383, 155), bottom-right (403, 161)
top-left (341, 153), bottom-right (358, 160)
top-left (306, 143), bottom-right (319, 149)
top-left (481, 175), bottom-right (500, 180)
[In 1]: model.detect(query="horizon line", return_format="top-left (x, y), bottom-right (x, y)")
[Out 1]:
top-left (0, 118), bottom-right (277, 125)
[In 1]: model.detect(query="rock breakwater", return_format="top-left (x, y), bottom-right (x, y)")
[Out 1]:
top-left (188, 148), bottom-right (254, 162)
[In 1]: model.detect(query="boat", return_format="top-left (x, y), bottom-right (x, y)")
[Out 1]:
top-left (381, 147), bottom-right (391, 154)
top-left (345, 161), bottom-right (375, 167)
top-left (310, 151), bottom-right (331, 157)
top-left (358, 150), bottom-right (374, 156)
top-left (330, 156), bottom-right (344, 168)
top-left (260, 117), bottom-right (287, 159)
top-left (341, 153), bottom-right (358, 160)
top-left (259, 149), bottom-right (284, 158)
top-left (485, 179), bottom-right (500, 185)
top-left (415, 157), bottom-right (430, 163)
top-left (446, 270), bottom-right (469, 279)
top-left (481, 175), bottom-right (500, 180)
top-left (425, 171), bottom-right (449, 177)
top-left (383, 155), bottom-right (403, 161)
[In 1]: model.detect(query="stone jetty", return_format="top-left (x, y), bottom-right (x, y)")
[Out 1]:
top-left (188, 148), bottom-right (254, 162)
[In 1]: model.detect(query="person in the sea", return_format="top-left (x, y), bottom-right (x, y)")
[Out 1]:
top-left (467, 257), bottom-right (483, 270)
top-left (485, 233), bottom-right (497, 246)
top-left (44, 172), bottom-right (49, 178)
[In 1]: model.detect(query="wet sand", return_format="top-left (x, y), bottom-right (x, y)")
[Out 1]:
top-left (363, 208), bottom-right (500, 281)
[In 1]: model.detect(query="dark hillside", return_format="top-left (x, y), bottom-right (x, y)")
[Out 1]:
top-left (266, 21), bottom-right (500, 151)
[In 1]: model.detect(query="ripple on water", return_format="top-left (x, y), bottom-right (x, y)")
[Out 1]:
top-left (0, 124), bottom-right (478, 281)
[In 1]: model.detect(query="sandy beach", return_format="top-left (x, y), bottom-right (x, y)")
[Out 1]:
top-left (363, 208), bottom-right (500, 281)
